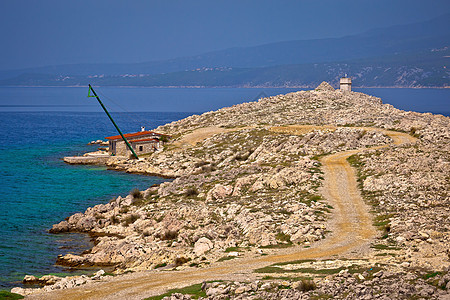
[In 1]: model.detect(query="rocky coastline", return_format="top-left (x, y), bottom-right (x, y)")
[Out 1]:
top-left (13, 82), bottom-right (450, 299)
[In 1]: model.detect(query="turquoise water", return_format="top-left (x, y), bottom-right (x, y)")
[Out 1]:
top-left (0, 111), bottom-right (191, 288)
top-left (0, 87), bottom-right (448, 289)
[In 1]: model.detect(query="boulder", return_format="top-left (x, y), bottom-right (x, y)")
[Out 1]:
top-left (39, 275), bottom-right (61, 285)
top-left (207, 184), bottom-right (233, 201)
top-left (49, 220), bottom-right (69, 233)
top-left (22, 275), bottom-right (38, 284)
top-left (75, 216), bottom-right (97, 231)
top-left (10, 287), bottom-right (34, 296)
top-left (67, 213), bottom-right (84, 225)
top-left (92, 269), bottom-right (106, 280)
top-left (194, 237), bottom-right (213, 256)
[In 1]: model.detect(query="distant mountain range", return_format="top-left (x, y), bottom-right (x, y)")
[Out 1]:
top-left (1, 13), bottom-right (449, 88)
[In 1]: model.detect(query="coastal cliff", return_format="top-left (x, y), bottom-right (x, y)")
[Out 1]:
top-left (15, 82), bottom-right (450, 299)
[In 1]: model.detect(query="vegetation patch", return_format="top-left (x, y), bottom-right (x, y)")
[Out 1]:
top-left (260, 243), bottom-right (293, 249)
top-left (217, 256), bottom-right (238, 262)
top-left (130, 188), bottom-right (143, 199)
top-left (294, 279), bottom-right (316, 292)
top-left (154, 262), bottom-right (167, 269)
top-left (254, 265), bottom-right (344, 275)
top-left (174, 256), bottom-right (190, 266)
top-left (276, 259), bottom-right (317, 266)
top-left (185, 187), bottom-right (199, 197)
top-left (144, 283), bottom-right (206, 300)
top-left (225, 246), bottom-right (243, 252)
top-left (275, 232), bottom-right (292, 243)
top-left (422, 271), bottom-right (442, 280)
top-left (157, 230), bottom-right (179, 241)
top-left (371, 244), bottom-right (401, 251)
top-left (122, 213), bottom-right (140, 226)
top-left (110, 215), bottom-right (120, 224)
top-left (262, 275), bottom-right (313, 281)
top-left (0, 291), bottom-right (24, 300)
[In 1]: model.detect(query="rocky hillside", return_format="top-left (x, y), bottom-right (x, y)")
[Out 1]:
top-left (14, 82), bottom-right (450, 299)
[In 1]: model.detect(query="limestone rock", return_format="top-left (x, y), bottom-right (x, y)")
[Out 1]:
top-left (315, 81), bottom-right (335, 91)
top-left (49, 220), bottom-right (69, 233)
top-left (206, 184), bottom-right (233, 201)
top-left (194, 237), bottom-right (213, 256)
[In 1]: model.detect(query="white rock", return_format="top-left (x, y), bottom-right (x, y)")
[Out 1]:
top-left (194, 237), bottom-right (214, 256)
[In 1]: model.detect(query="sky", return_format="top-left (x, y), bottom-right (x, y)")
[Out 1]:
top-left (0, 0), bottom-right (449, 70)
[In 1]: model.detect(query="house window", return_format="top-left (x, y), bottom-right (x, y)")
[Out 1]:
top-left (139, 146), bottom-right (143, 152)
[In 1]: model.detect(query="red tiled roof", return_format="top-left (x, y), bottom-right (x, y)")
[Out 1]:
top-left (131, 138), bottom-right (160, 143)
top-left (105, 130), bottom-right (170, 140)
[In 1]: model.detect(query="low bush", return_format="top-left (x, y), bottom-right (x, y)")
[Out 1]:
top-left (122, 214), bottom-right (140, 226)
top-left (157, 230), bottom-right (178, 241)
top-left (130, 188), bottom-right (142, 199)
top-left (174, 256), bottom-right (190, 266)
top-left (295, 279), bottom-right (316, 292)
top-left (275, 232), bottom-right (291, 243)
top-left (185, 188), bottom-right (199, 197)
top-left (110, 215), bottom-right (120, 225)
top-left (0, 291), bottom-right (24, 300)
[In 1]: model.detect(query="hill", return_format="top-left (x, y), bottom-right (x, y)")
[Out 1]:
top-left (15, 85), bottom-right (450, 299)
top-left (0, 13), bottom-right (449, 87)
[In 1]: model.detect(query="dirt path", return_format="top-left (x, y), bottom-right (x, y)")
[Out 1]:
top-left (27, 127), bottom-right (416, 300)
top-left (172, 126), bottom-right (252, 148)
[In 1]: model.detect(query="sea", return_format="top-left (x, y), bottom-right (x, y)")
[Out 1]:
top-left (0, 87), bottom-right (448, 289)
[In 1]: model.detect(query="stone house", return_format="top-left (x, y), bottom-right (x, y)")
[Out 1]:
top-left (105, 130), bottom-right (170, 156)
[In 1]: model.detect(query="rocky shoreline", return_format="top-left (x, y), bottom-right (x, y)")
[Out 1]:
top-left (13, 82), bottom-right (449, 299)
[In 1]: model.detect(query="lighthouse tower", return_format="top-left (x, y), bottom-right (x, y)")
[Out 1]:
top-left (340, 76), bottom-right (352, 91)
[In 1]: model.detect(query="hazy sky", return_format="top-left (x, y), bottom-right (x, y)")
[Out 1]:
top-left (1, 0), bottom-right (449, 70)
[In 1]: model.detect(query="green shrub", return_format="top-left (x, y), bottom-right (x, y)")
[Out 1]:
top-left (154, 262), bottom-right (167, 269)
top-left (276, 232), bottom-right (291, 243)
top-left (217, 256), bottom-right (237, 262)
top-left (144, 283), bottom-right (205, 300)
top-left (159, 135), bottom-right (169, 143)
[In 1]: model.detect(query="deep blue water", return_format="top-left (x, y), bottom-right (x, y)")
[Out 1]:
top-left (355, 88), bottom-right (450, 116)
top-left (0, 87), bottom-right (448, 289)
top-left (0, 86), bottom-right (448, 115)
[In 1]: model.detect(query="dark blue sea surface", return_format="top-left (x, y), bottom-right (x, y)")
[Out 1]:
top-left (0, 86), bottom-right (447, 115)
top-left (0, 87), bottom-right (448, 289)
top-left (355, 88), bottom-right (450, 116)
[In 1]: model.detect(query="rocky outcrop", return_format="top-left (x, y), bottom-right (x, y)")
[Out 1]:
top-left (17, 83), bottom-right (449, 297)
top-left (63, 155), bottom-right (109, 165)
top-left (13, 270), bottom-right (111, 296)
top-left (156, 265), bottom-right (450, 299)
top-left (315, 81), bottom-right (335, 91)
